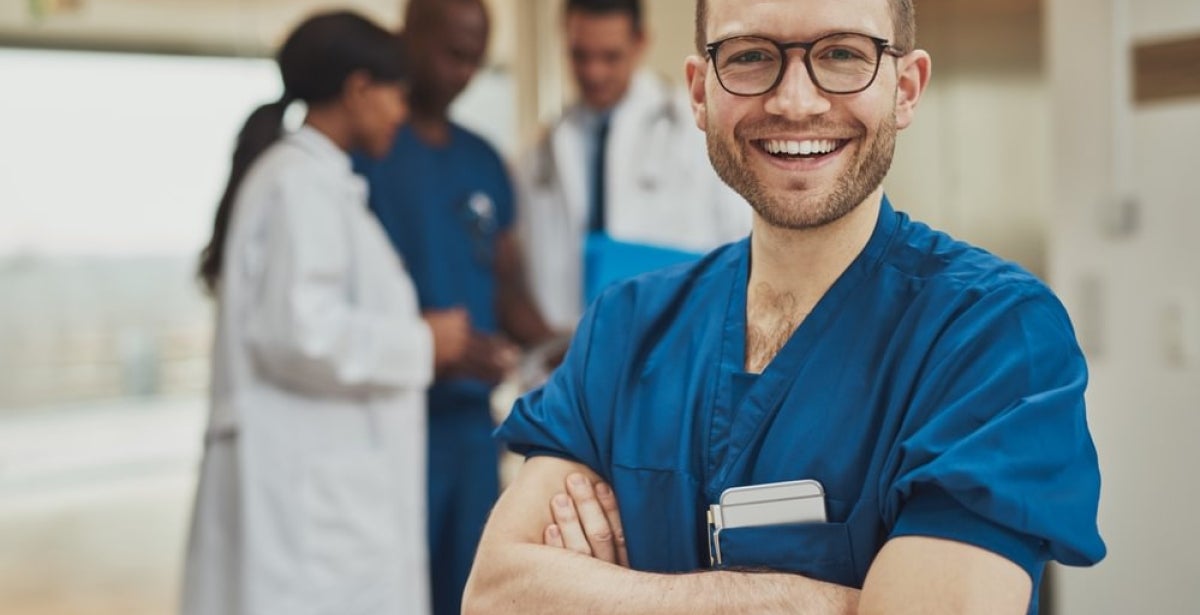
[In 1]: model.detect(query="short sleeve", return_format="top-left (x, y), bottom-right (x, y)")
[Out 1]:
top-left (881, 285), bottom-right (1106, 572)
top-left (892, 485), bottom-right (1046, 581)
top-left (494, 291), bottom-right (608, 476)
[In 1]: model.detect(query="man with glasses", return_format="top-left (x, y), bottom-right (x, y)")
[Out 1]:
top-left (464, 1), bottom-right (1105, 613)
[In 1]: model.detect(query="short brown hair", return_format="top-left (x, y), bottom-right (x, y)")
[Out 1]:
top-left (695, 0), bottom-right (916, 54)
top-left (567, 0), bottom-right (644, 35)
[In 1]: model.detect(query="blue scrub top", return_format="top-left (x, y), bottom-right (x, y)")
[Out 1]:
top-left (356, 124), bottom-right (514, 409)
top-left (497, 197), bottom-right (1105, 613)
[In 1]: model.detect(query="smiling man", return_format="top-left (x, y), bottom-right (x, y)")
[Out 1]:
top-left (463, 1), bottom-right (1106, 613)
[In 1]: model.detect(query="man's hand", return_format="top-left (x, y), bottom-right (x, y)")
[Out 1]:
top-left (464, 456), bottom-right (863, 615)
top-left (541, 472), bottom-right (629, 567)
top-left (448, 332), bottom-right (520, 383)
top-left (423, 307), bottom-right (471, 374)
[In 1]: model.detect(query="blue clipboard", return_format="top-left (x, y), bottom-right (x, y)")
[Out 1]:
top-left (583, 232), bottom-right (703, 304)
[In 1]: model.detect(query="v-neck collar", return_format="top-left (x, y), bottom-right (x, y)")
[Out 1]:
top-left (706, 196), bottom-right (901, 493)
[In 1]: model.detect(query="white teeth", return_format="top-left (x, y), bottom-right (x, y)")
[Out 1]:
top-left (763, 139), bottom-right (840, 156)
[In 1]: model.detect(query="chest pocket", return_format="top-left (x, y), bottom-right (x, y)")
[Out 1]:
top-left (715, 521), bottom-right (859, 588)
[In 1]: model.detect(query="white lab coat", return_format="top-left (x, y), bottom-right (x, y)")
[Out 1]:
top-left (181, 126), bottom-right (433, 615)
top-left (517, 69), bottom-right (751, 330)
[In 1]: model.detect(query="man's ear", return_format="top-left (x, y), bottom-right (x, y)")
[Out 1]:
top-left (894, 50), bottom-right (931, 130)
top-left (342, 69), bottom-right (373, 106)
top-left (633, 26), bottom-right (651, 62)
top-left (685, 55), bottom-right (709, 132)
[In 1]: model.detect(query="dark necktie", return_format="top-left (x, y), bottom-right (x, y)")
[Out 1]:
top-left (588, 114), bottom-right (611, 233)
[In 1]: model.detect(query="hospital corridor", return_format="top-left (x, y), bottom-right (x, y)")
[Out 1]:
top-left (1, 1), bottom-right (1197, 614)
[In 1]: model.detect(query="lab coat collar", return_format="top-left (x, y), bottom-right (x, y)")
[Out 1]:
top-left (289, 124), bottom-right (356, 178)
top-left (567, 68), bottom-right (665, 129)
top-left (288, 124), bottom-right (368, 204)
top-left (611, 70), bottom-right (670, 125)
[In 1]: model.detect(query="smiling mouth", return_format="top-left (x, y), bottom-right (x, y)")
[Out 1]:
top-left (756, 138), bottom-right (848, 160)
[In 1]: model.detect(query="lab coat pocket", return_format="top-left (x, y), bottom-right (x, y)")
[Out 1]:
top-left (716, 521), bottom-right (858, 588)
top-left (299, 450), bottom-right (399, 609)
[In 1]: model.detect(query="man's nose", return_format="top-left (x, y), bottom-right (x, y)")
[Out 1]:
top-left (763, 54), bottom-right (832, 119)
top-left (455, 64), bottom-right (477, 86)
top-left (582, 59), bottom-right (608, 81)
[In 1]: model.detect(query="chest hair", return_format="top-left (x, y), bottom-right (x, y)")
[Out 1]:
top-left (745, 281), bottom-right (810, 373)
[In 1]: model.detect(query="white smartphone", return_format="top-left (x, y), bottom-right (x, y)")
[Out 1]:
top-left (715, 479), bottom-right (827, 529)
top-left (706, 479), bottom-right (827, 566)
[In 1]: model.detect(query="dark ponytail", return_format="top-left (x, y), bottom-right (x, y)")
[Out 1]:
top-left (197, 10), bottom-right (406, 295)
top-left (197, 96), bottom-right (292, 294)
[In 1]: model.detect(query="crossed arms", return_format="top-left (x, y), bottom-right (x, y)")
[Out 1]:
top-left (463, 456), bottom-right (1032, 615)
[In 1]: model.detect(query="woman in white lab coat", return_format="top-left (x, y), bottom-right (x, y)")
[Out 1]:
top-left (182, 11), bottom-right (467, 615)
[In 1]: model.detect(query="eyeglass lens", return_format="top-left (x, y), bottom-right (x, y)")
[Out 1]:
top-left (713, 33), bottom-right (882, 95)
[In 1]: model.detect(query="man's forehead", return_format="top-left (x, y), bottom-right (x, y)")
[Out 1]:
top-left (415, 2), bottom-right (483, 42)
top-left (439, 6), bottom-right (488, 48)
top-left (706, 0), bottom-right (892, 42)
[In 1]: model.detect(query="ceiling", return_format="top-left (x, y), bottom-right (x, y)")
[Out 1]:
top-left (0, 0), bottom-right (406, 56)
top-left (0, 0), bottom-right (1039, 59)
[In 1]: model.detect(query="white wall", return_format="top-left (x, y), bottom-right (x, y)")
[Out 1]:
top-left (1048, 1), bottom-right (1200, 612)
top-left (637, 2), bottom-right (1051, 275)
top-left (888, 2), bottom-right (1049, 276)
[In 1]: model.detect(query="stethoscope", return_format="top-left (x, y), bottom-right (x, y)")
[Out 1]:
top-left (533, 74), bottom-right (681, 194)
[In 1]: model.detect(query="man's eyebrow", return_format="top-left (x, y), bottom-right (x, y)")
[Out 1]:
top-left (708, 28), bottom-right (890, 43)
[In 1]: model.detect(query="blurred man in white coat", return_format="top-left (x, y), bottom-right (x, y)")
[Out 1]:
top-left (518, 0), bottom-right (750, 331)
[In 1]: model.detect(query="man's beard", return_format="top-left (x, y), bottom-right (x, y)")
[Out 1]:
top-left (707, 112), bottom-right (898, 230)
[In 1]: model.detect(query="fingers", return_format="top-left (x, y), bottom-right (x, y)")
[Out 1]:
top-left (545, 474), bottom-right (630, 567)
top-left (457, 334), bottom-right (517, 383)
top-left (564, 473), bottom-right (619, 564)
top-left (543, 523), bottom-right (564, 549)
top-left (550, 492), bottom-right (593, 556)
top-left (594, 481), bottom-right (629, 567)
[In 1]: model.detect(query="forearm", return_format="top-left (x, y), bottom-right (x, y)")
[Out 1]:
top-left (497, 287), bottom-right (556, 347)
top-left (465, 542), bottom-right (859, 615)
top-left (494, 230), bottom-right (557, 347)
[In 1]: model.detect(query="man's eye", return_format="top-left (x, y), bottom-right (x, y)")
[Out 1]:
top-left (729, 50), bottom-right (773, 64)
top-left (822, 47), bottom-right (866, 61)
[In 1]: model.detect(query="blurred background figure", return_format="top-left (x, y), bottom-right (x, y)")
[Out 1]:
top-left (183, 10), bottom-right (468, 615)
top-left (516, 0), bottom-right (750, 332)
top-left (353, 1), bottom-right (556, 614)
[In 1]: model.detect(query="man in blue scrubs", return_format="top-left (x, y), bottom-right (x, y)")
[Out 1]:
top-left (356, 1), bottom-right (556, 614)
top-left (463, 0), bottom-right (1105, 614)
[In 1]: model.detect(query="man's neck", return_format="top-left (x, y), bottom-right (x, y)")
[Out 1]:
top-left (583, 99), bottom-right (618, 116)
top-left (304, 108), bottom-right (353, 152)
top-left (409, 108), bottom-right (452, 147)
top-left (743, 189), bottom-right (883, 373)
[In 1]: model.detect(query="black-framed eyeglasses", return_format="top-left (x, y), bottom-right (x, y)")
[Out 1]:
top-left (705, 32), bottom-right (905, 97)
